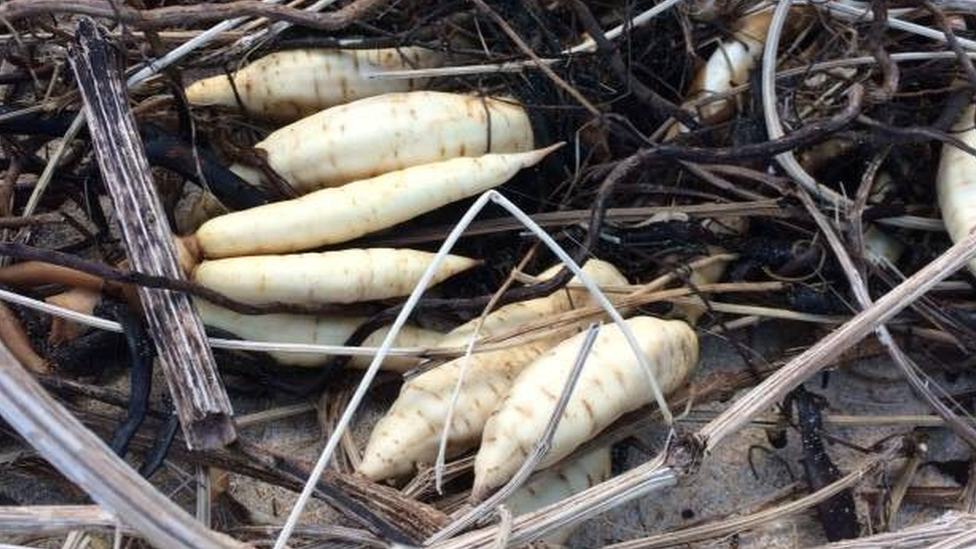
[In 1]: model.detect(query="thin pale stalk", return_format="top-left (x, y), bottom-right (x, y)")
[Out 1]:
top-left (803, 511), bottom-right (976, 548)
top-left (433, 250), bottom-right (537, 493)
top-left (0, 506), bottom-right (130, 535)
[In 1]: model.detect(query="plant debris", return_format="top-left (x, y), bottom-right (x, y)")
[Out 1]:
top-left (1, 1), bottom-right (976, 548)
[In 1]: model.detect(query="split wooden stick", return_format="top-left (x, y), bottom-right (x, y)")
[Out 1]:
top-left (67, 18), bottom-right (235, 450)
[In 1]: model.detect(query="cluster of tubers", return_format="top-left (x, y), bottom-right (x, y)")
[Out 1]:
top-left (31, 7), bottom-right (976, 535)
top-left (176, 46), bottom-right (710, 533)
top-left (175, 61), bottom-right (555, 367)
top-left (5, 4), bottom-right (976, 546)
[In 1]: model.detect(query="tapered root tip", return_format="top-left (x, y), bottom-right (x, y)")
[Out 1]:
top-left (469, 481), bottom-right (493, 504)
top-left (184, 75), bottom-right (229, 107)
top-left (523, 142), bottom-right (566, 167)
top-left (355, 456), bottom-right (388, 482)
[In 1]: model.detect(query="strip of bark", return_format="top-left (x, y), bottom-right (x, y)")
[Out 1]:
top-left (67, 18), bottom-right (234, 450)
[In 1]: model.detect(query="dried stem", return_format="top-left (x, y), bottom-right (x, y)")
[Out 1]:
top-left (0, 341), bottom-right (248, 549)
top-left (68, 18), bottom-right (234, 449)
top-left (802, 511), bottom-right (976, 549)
top-left (0, 0), bottom-right (393, 31)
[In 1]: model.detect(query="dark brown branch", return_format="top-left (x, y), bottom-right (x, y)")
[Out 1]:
top-left (38, 374), bottom-right (170, 419)
top-left (68, 18), bottom-right (234, 450)
top-left (0, 212), bottom-right (66, 228)
top-left (563, 0), bottom-right (700, 129)
top-left (867, 0), bottom-right (899, 104)
top-left (859, 114), bottom-right (976, 154)
top-left (0, 0), bottom-right (393, 30)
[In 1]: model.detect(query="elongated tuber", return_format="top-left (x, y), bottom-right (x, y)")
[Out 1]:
top-left (230, 91), bottom-right (534, 193)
